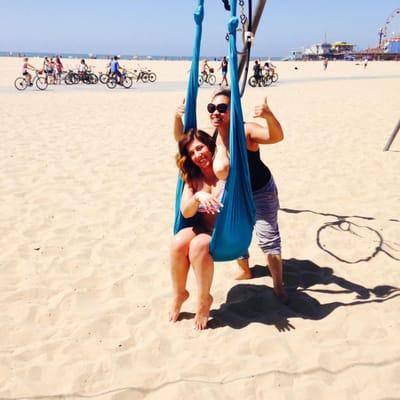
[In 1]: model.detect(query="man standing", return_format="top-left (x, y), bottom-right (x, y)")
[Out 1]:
top-left (110, 56), bottom-right (123, 84)
top-left (253, 59), bottom-right (262, 86)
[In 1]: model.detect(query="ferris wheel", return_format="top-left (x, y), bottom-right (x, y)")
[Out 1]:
top-left (378, 8), bottom-right (400, 48)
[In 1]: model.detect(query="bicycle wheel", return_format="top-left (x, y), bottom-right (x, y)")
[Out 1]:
top-left (148, 72), bottom-right (157, 83)
top-left (198, 75), bottom-right (204, 86)
top-left (262, 76), bottom-right (273, 87)
top-left (36, 77), bottom-right (48, 90)
top-left (208, 74), bottom-right (216, 85)
top-left (82, 74), bottom-right (91, 85)
top-left (72, 73), bottom-right (80, 84)
top-left (14, 77), bottom-right (28, 91)
top-left (99, 73), bottom-right (109, 84)
top-left (89, 74), bottom-right (98, 84)
top-left (271, 73), bottom-right (278, 82)
top-left (140, 73), bottom-right (149, 83)
top-left (106, 78), bottom-right (117, 89)
top-left (248, 76), bottom-right (257, 87)
top-left (122, 76), bottom-right (133, 89)
top-left (64, 73), bottom-right (73, 85)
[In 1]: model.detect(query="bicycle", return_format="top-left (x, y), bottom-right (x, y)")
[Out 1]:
top-left (198, 69), bottom-right (216, 86)
top-left (127, 68), bottom-right (148, 83)
top-left (64, 68), bottom-right (98, 85)
top-left (106, 70), bottom-right (133, 89)
top-left (14, 70), bottom-right (48, 91)
top-left (99, 70), bottom-right (110, 84)
top-left (265, 68), bottom-right (278, 83)
top-left (127, 66), bottom-right (156, 83)
top-left (64, 69), bottom-right (79, 85)
top-left (248, 74), bottom-right (268, 88)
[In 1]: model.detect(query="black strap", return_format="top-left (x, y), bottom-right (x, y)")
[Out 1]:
top-left (212, 129), bottom-right (219, 142)
top-left (221, 0), bottom-right (230, 11)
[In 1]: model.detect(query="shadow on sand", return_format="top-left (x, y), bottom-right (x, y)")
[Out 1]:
top-left (280, 207), bottom-right (400, 263)
top-left (208, 258), bottom-right (400, 331)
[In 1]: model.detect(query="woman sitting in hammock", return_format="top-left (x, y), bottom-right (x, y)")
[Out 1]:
top-left (170, 129), bottom-right (224, 330)
top-left (173, 88), bottom-right (288, 303)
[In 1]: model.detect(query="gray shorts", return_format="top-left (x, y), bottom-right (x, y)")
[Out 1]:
top-left (239, 177), bottom-right (281, 258)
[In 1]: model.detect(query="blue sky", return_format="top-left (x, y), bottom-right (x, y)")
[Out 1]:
top-left (0, 1), bottom-right (398, 57)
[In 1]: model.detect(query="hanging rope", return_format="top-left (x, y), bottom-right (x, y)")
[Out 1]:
top-left (238, 0), bottom-right (252, 97)
top-left (223, 0), bottom-right (253, 97)
top-left (173, 0), bottom-right (204, 233)
top-left (173, 0), bottom-right (255, 262)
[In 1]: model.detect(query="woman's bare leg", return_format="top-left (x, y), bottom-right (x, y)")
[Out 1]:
top-left (235, 258), bottom-right (252, 280)
top-left (169, 228), bottom-right (196, 322)
top-left (266, 253), bottom-right (288, 303)
top-left (189, 234), bottom-right (214, 330)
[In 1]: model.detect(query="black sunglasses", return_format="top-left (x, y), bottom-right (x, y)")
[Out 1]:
top-left (207, 103), bottom-right (229, 114)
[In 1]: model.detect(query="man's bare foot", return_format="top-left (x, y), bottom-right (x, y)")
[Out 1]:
top-left (169, 290), bottom-right (189, 322)
top-left (274, 287), bottom-right (289, 304)
top-left (194, 294), bottom-right (213, 330)
top-left (235, 270), bottom-right (252, 280)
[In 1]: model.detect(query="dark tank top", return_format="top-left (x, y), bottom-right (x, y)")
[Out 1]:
top-left (247, 149), bottom-right (271, 191)
top-left (212, 130), bottom-right (271, 192)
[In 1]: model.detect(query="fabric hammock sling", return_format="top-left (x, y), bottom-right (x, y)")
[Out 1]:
top-left (173, 0), bottom-right (255, 262)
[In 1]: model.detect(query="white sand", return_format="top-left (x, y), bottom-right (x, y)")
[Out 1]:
top-left (0, 56), bottom-right (400, 399)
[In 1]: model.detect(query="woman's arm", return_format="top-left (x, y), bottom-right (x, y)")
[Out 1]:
top-left (246, 98), bottom-right (284, 145)
top-left (180, 184), bottom-right (222, 217)
top-left (180, 184), bottom-right (200, 218)
top-left (213, 139), bottom-right (230, 180)
top-left (173, 99), bottom-right (185, 142)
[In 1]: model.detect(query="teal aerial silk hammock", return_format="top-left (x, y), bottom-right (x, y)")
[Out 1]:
top-left (173, 0), bottom-right (256, 262)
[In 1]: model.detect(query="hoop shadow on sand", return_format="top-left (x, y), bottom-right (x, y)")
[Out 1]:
top-left (208, 258), bottom-right (400, 331)
top-left (281, 207), bottom-right (400, 264)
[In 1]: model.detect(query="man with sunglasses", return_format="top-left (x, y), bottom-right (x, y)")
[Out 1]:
top-left (173, 89), bottom-right (288, 304)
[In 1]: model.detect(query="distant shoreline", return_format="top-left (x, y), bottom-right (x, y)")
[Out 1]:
top-left (0, 51), bottom-right (283, 61)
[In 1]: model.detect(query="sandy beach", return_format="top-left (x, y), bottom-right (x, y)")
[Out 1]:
top-left (0, 56), bottom-right (399, 399)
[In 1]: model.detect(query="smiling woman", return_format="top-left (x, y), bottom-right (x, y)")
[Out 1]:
top-left (169, 129), bottom-right (224, 330)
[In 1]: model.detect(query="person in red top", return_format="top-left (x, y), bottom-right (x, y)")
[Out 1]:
top-left (55, 56), bottom-right (64, 84)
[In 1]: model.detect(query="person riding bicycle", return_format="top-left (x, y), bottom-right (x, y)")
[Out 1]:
top-left (21, 57), bottom-right (36, 86)
top-left (263, 60), bottom-right (275, 77)
top-left (201, 59), bottom-right (211, 81)
top-left (110, 56), bottom-right (123, 84)
top-left (253, 59), bottom-right (263, 86)
top-left (78, 59), bottom-right (88, 79)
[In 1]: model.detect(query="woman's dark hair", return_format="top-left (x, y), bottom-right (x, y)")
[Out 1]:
top-left (176, 129), bottom-right (216, 184)
top-left (212, 87), bottom-right (231, 101)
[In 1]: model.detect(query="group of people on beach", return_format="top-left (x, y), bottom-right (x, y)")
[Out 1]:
top-left (20, 55), bottom-right (133, 87)
top-left (170, 88), bottom-right (287, 330)
top-left (200, 57), bottom-right (229, 86)
top-left (21, 56), bottom-right (64, 85)
top-left (201, 57), bottom-right (276, 87)
top-left (253, 59), bottom-right (277, 84)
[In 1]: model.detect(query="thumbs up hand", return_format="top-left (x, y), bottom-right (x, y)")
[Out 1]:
top-left (253, 96), bottom-right (271, 118)
top-left (175, 98), bottom-right (186, 120)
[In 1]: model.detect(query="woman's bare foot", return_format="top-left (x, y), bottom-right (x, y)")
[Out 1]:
top-left (194, 295), bottom-right (213, 330)
top-left (235, 259), bottom-right (252, 280)
top-left (235, 269), bottom-right (252, 280)
top-left (169, 290), bottom-right (189, 322)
